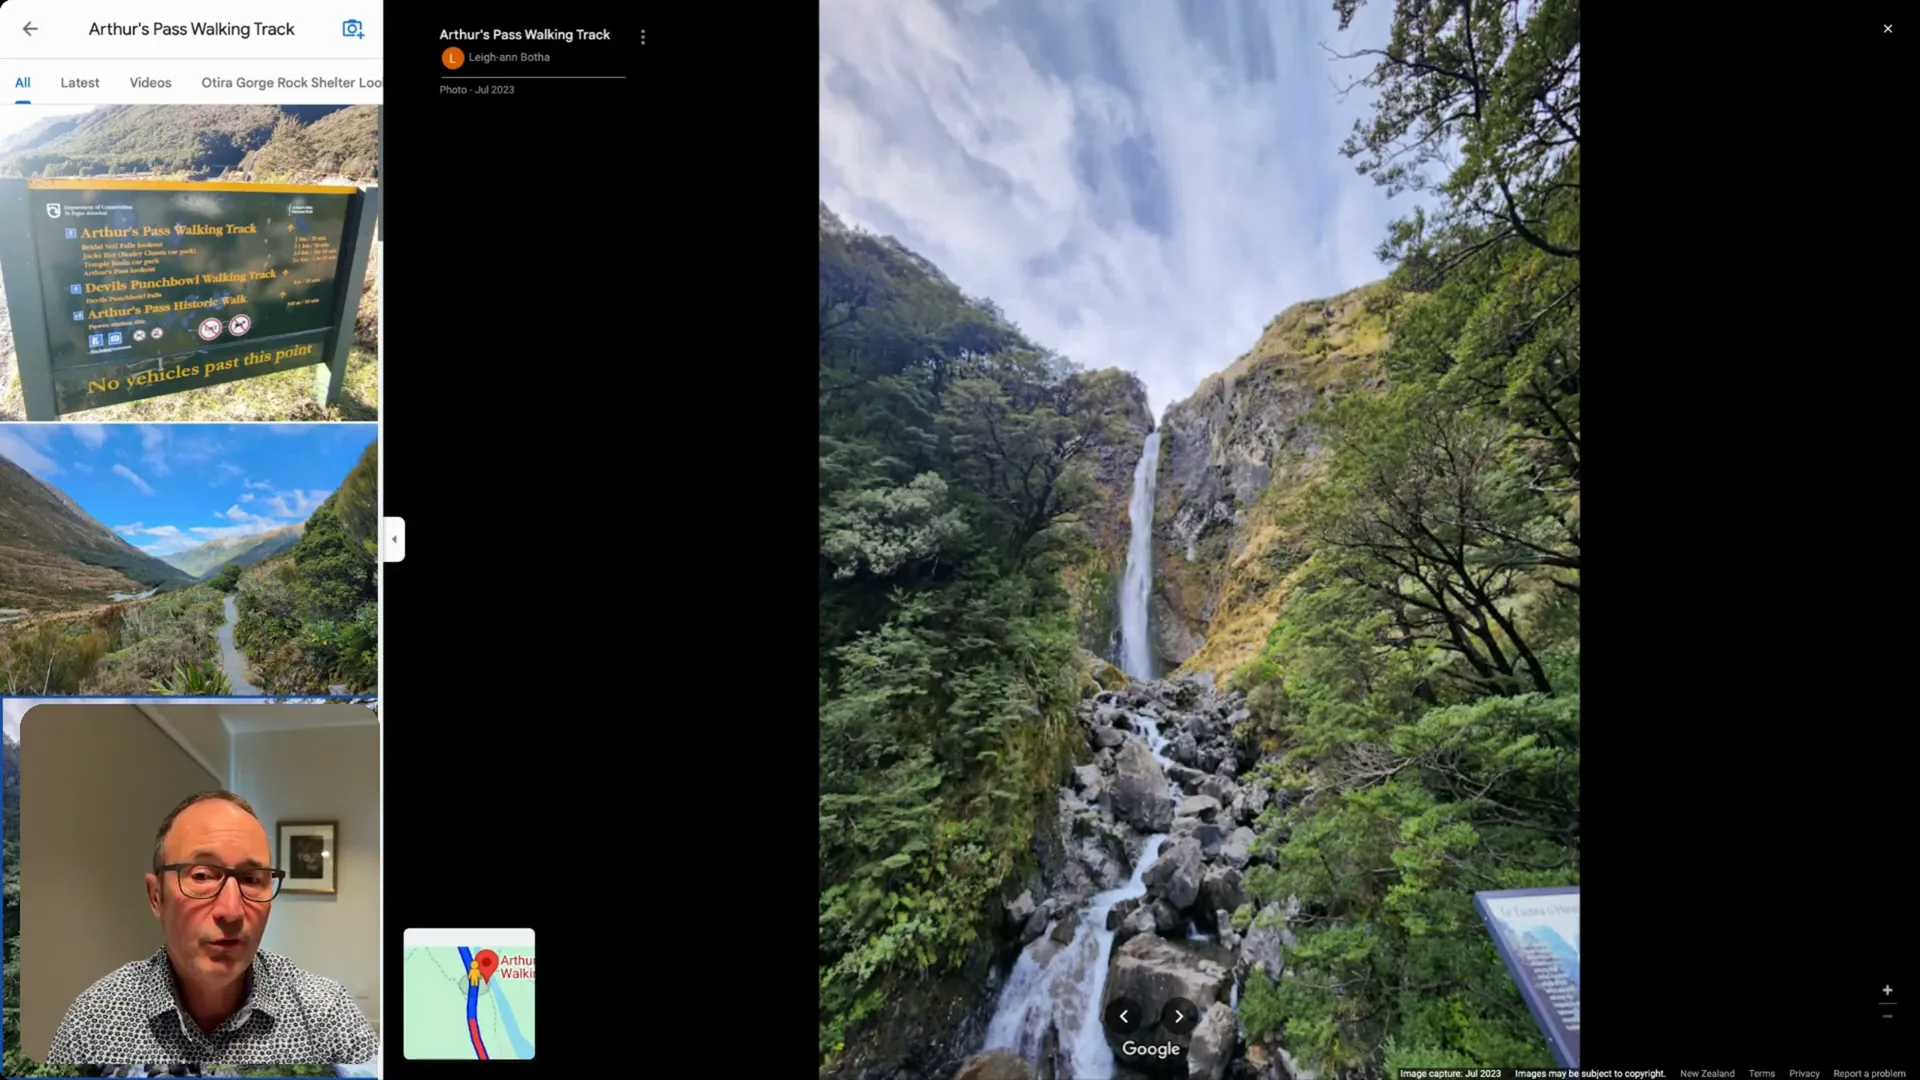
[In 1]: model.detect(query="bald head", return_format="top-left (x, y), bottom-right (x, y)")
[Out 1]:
top-left (152, 791), bottom-right (265, 872)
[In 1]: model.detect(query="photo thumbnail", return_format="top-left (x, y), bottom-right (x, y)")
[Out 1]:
top-left (0, 104), bottom-right (380, 423)
top-left (0, 423), bottom-right (378, 697)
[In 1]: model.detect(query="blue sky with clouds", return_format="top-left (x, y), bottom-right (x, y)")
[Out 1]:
top-left (820, 0), bottom-right (1414, 418)
top-left (0, 423), bottom-right (374, 558)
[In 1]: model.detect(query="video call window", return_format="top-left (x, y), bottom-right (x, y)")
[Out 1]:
top-left (4, 698), bottom-right (380, 1076)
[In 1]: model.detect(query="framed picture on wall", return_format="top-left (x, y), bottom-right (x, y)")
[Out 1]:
top-left (278, 821), bottom-right (338, 895)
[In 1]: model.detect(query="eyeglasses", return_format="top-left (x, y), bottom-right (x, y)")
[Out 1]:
top-left (158, 863), bottom-right (286, 902)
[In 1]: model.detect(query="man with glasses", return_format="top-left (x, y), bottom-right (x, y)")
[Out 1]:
top-left (43, 790), bottom-right (378, 1068)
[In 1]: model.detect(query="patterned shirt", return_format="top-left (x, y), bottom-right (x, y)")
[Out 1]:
top-left (46, 947), bottom-right (378, 1067)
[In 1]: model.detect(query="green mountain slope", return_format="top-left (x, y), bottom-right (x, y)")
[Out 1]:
top-left (0, 104), bottom-right (370, 179)
top-left (0, 454), bottom-right (196, 613)
top-left (162, 523), bottom-right (305, 581)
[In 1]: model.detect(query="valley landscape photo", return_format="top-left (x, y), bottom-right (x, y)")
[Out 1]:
top-left (0, 423), bottom-right (378, 696)
top-left (819, 2), bottom-right (1579, 1079)
top-left (0, 104), bottom-right (380, 422)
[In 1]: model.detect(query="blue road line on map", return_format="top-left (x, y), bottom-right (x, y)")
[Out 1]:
top-left (457, 946), bottom-right (487, 1058)
top-left (458, 947), bottom-right (478, 1020)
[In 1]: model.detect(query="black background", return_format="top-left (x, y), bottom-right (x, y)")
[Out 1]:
top-left (377, 4), bottom-right (1910, 1075)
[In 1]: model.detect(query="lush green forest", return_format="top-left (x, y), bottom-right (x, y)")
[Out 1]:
top-left (816, 210), bottom-right (1143, 1065)
top-left (1230, 0), bottom-right (1580, 1071)
top-left (233, 440), bottom-right (379, 695)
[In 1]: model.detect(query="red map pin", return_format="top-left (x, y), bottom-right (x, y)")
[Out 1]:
top-left (475, 949), bottom-right (499, 984)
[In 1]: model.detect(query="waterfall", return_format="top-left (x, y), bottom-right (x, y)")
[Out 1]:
top-left (1116, 431), bottom-right (1161, 680)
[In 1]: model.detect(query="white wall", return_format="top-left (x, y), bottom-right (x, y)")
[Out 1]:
top-left (18, 703), bottom-right (224, 1062)
top-left (228, 724), bottom-right (381, 1029)
top-left (143, 703), bottom-right (229, 778)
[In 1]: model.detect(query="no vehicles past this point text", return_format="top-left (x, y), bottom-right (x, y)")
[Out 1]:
top-left (198, 317), bottom-right (223, 341)
top-left (443, 46), bottom-right (465, 70)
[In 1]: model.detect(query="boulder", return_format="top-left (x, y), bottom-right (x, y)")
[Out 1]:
top-left (1091, 725), bottom-right (1125, 750)
top-left (1020, 907), bottom-right (1048, 945)
top-left (1232, 784), bottom-right (1270, 826)
top-left (1221, 827), bottom-right (1256, 870)
top-left (1092, 661), bottom-right (1129, 692)
top-left (1111, 741), bottom-right (1175, 832)
top-left (1102, 934), bottom-right (1234, 1064)
top-left (1177, 795), bottom-right (1222, 822)
top-left (1200, 775), bottom-right (1239, 807)
top-left (1184, 712), bottom-right (1214, 742)
top-left (954, 1048), bottom-right (1033, 1080)
top-left (1188, 1001), bottom-right (1237, 1080)
top-left (1171, 816), bottom-right (1203, 842)
top-left (1196, 743), bottom-right (1225, 773)
top-left (1215, 909), bottom-right (1241, 952)
top-left (1168, 763), bottom-right (1211, 793)
top-left (1150, 898), bottom-right (1186, 936)
top-left (1142, 836), bottom-right (1203, 910)
top-left (1168, 731), bottom-right (1199, 766)
top-left (1049, 909), bottom-right (1080, 945)
top-left (1116, 903), bottom-right (1157, 946)
top-left (1195, 823), bottom-right (1226, 860)
top-left (1237, 903), bottom-right (1288, 983)
top-left (1071, 765), bottom-right (1104, 798)
top-left (1096, 704), bottom-right (1128, 727)
top-left (1201, 865), bottom-right (1246, 915)
top-left (1107, 896), bottom-right (1142, 931)
top-left (1005, 889), bottom-right (1037, 927)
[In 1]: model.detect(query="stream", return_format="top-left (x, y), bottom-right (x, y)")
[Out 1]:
top-left (981, 716), bottom-right (1182, 1077)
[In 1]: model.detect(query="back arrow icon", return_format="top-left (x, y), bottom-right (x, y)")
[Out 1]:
top-left (1119, 1009), bottom-right (1130, 1023)
top-left (23, 23), bottom-right (38, 36)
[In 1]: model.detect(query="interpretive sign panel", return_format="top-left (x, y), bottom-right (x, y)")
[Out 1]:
top-left (1474, 887), bottom-right (1580, 1068)
top-left (0, 178), bottom-right (378, 419)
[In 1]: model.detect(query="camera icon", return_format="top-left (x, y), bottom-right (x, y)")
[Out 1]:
top-left (342, 19), bottom-right (365, 39)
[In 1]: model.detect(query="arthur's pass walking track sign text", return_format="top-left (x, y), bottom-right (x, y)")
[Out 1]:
top-left (0, 178), bottom-right (379, 419)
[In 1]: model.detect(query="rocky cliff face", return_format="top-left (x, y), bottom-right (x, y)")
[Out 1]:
top-left (1064, 371), bottom-right (1154, 659)
top-left (1150, 285), bottom-right (1390, 680)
